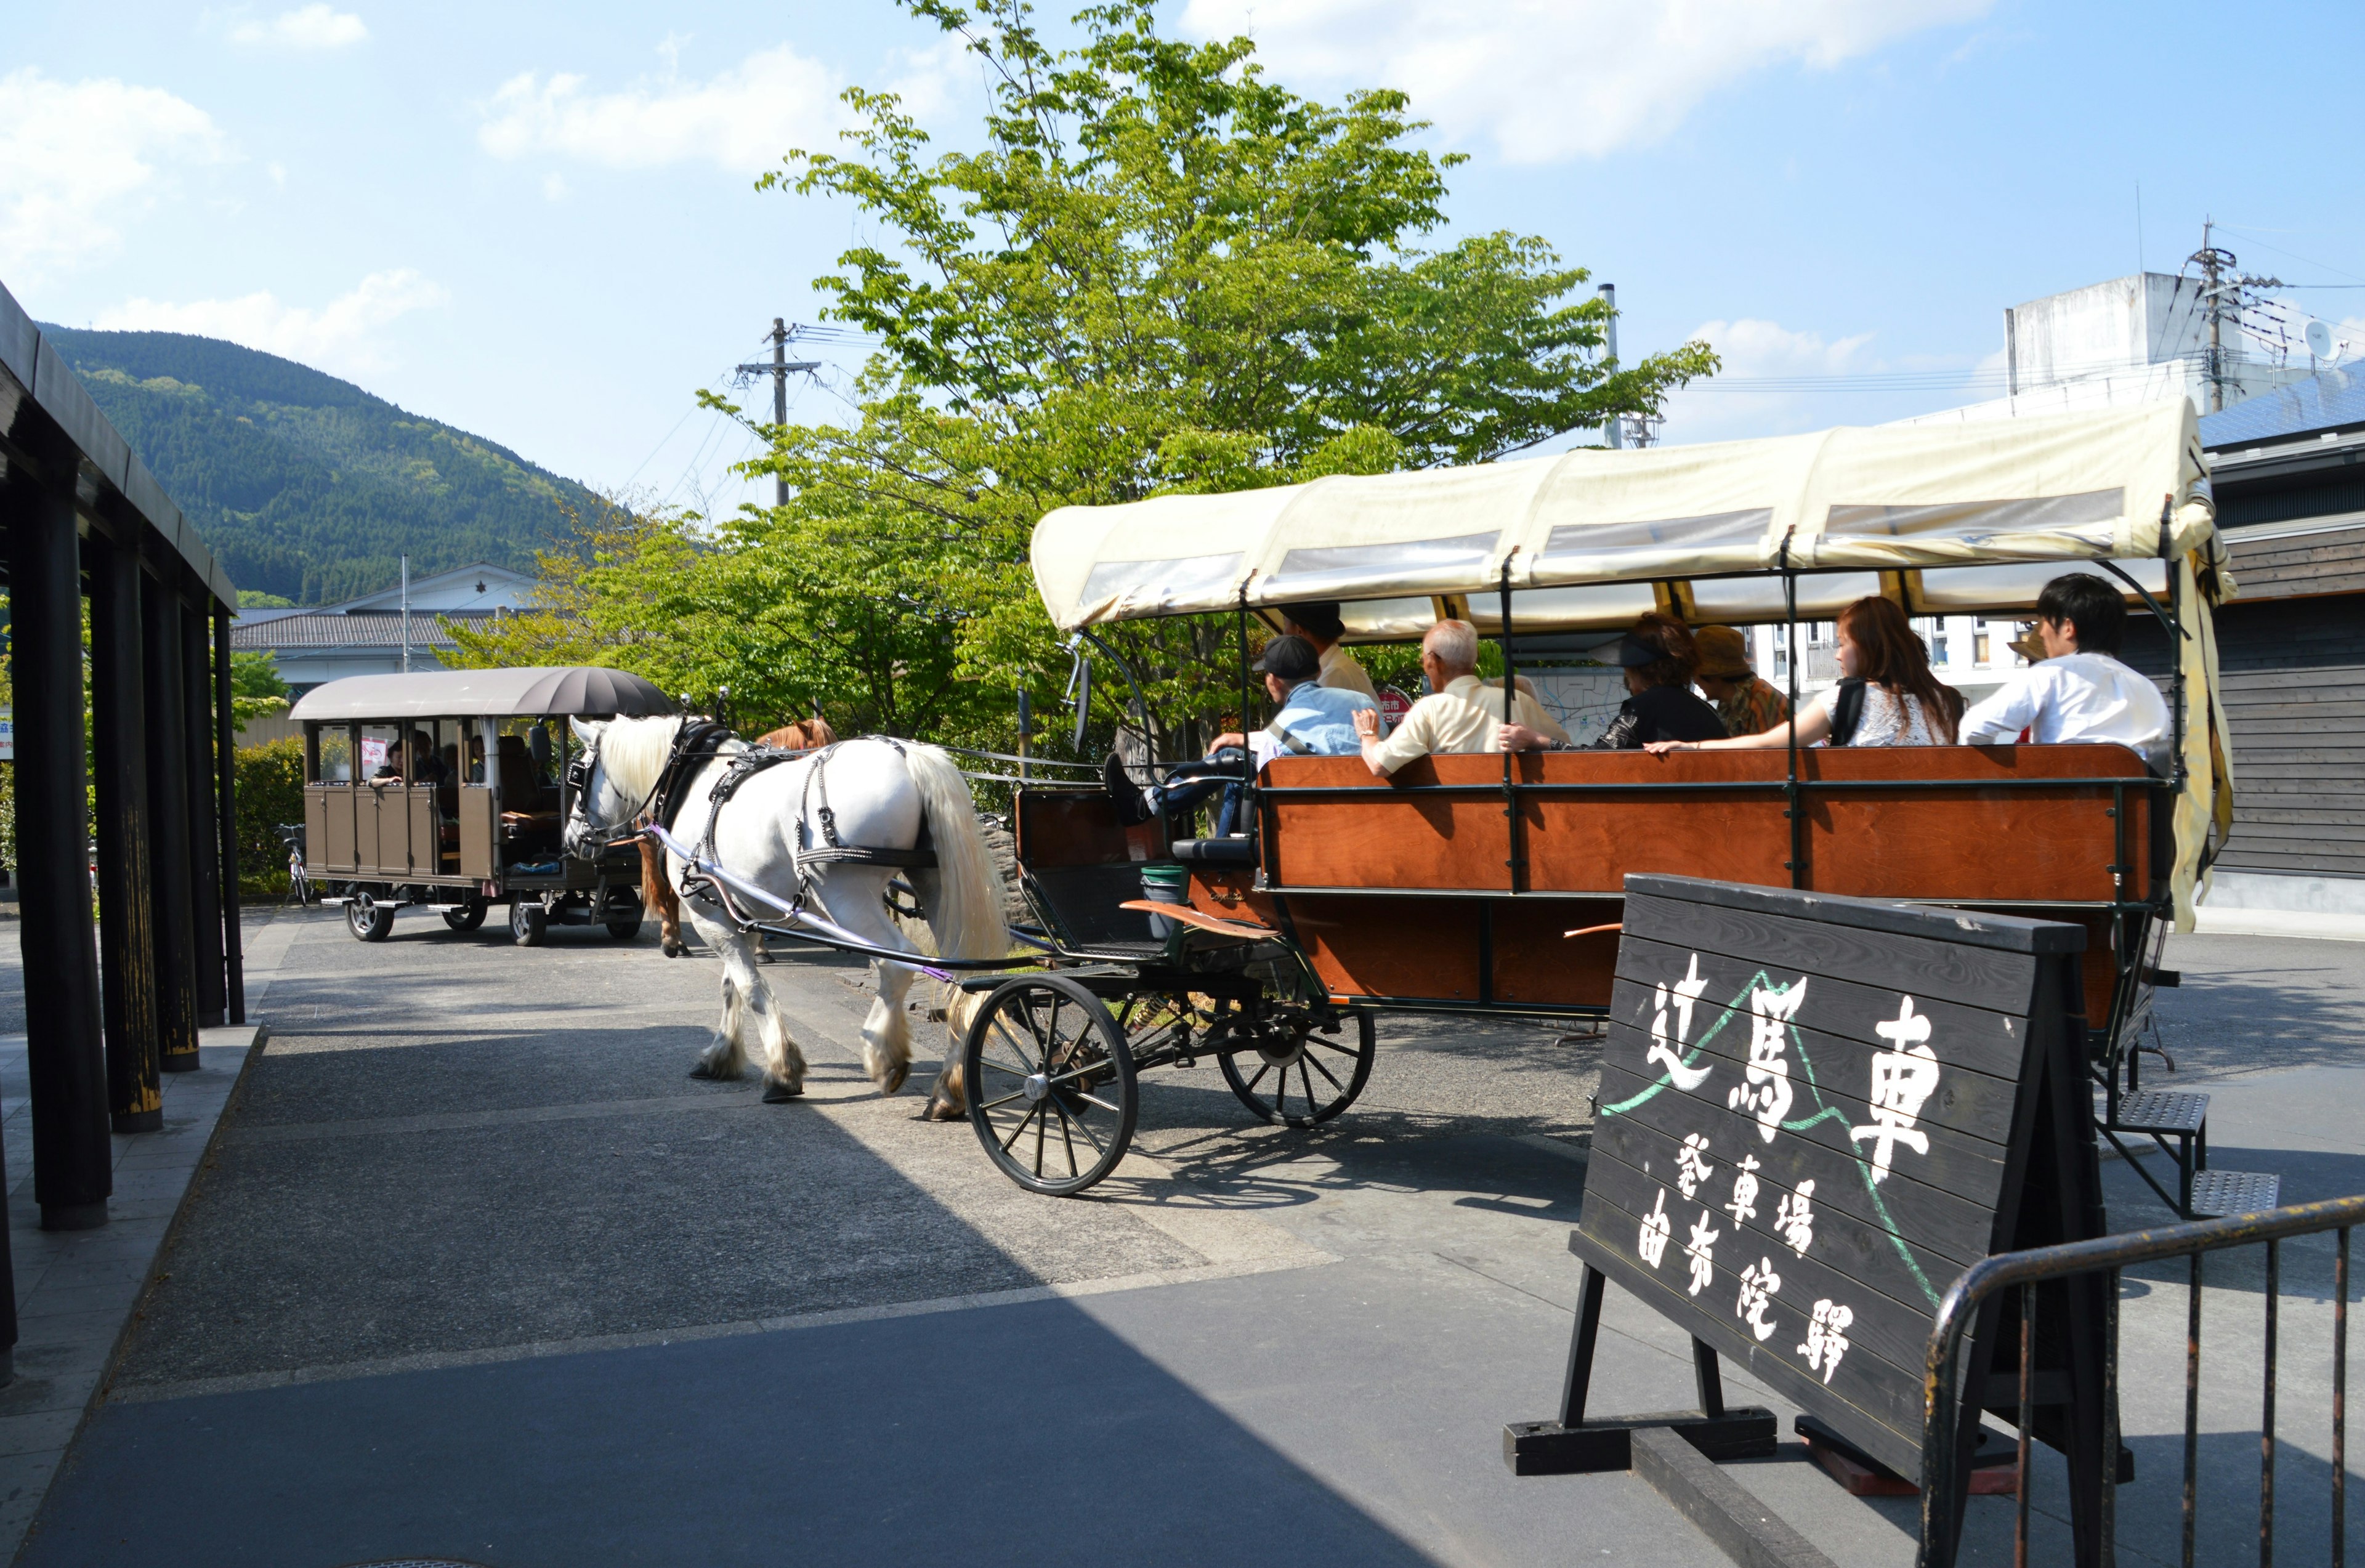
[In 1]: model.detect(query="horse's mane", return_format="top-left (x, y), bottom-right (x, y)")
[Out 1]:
top-left (597, 715), bottom-right (695, 802)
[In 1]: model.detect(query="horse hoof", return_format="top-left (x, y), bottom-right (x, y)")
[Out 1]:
top-left (762, 1081), bottom-right (802, 1104)
top-left (924, 1097), bottom-right (966, 1121)
top-left (879, 1063), bottom-right (910, 1097)
top-left (662, 940), bottom-right (689, 958)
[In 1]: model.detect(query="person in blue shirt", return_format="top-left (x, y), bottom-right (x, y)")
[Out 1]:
top-left (1105, 634), bottom-right (1375, 833)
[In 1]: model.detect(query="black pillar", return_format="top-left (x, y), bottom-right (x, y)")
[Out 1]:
top-left (89, 535), bottom-right (161, 1133)
top-left (10, 466), bottom-right (113, 1230)
top-left (183, 600), bottom-right (225, 1028)
top-left (142, 574), bottom-right (200, 1074)
top-left (215, 607), bottom-right (244, 1026)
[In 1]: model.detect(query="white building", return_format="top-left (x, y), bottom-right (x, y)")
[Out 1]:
top-left (232, 562), bottom-right (537, 696)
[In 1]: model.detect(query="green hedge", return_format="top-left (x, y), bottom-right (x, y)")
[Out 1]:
top-left (234, 738), bottom-right (305, 900)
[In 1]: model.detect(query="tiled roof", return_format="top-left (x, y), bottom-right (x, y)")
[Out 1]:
top-left (2201, 365), bottom-right (2365, 448)
top-left (229, 611), bottom-right (504, 652)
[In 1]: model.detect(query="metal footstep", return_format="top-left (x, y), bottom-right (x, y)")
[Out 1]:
top-left (2186, 1169), bottom-right (2281, 1218)
top-left (2108, 1088), bottom-right (2207, 1136)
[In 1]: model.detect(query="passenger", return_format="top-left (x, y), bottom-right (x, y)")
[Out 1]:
top-left (1644, 597), bottom-right (1958, 754)
top-left (1105, 634), bottom-right (1373, 831)
top-left (406, 730), bottom-right (451, 786)
top-left (1691, 624), bottom-right (1790, 738)
top-left (1278, 600), bottom-right (1380, 701)
top-left (1498, 612), bottom-right (1724, 751)
top-left (1959, 573), bottom-right (2169, 769)
top-left (1352, 619), bottom-right (1567, 776)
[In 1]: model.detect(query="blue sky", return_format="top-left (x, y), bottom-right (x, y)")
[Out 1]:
top-left (7, 0), bottom-right (2362, 523)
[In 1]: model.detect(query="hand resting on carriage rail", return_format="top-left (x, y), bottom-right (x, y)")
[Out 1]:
top-left (1357, 618), bottom-right (1566, 775)
top-left (1108, 634), bottom-right (1372, 830)
top-left (1498, 612), bottom-right (1723, 753)
top-left (1643, 597), bottom-right (1959, 755)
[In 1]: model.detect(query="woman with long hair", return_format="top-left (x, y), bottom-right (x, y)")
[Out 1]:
top-left (1643, 597), bottom-right (1960, 754)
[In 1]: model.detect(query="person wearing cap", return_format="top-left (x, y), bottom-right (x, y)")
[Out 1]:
top-left (1691, 624), bottom-right (1790, 739)
top-left (1105, 633), bottom-right (1373, 830)
top-left (1352, 619), bottom-right (1568, 775)
top-left (1498, 612), bottom-right (1726, 751)
top-left (1958, 573), bottom-right (2169, 769)
top-left (1280, 600), bottom-right (1380, 701)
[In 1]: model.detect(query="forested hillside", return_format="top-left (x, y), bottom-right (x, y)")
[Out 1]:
top-left (43, 328), bottom-right (595, 604)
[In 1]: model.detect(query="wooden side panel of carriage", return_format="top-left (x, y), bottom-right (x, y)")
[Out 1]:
top-left (1232, 745), bottom-right (2153, 1019)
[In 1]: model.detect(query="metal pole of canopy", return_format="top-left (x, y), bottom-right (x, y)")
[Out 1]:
top-left (89, 535), bottom-right (161, 1134)
top-left (1781, 532), bottom-right (1805, 890)
top-left (1500, 564), bottom-right (1526, 895)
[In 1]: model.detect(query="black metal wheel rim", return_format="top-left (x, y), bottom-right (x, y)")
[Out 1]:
top-left (964, 975), bottom-right (1138, 1197)
top-left (1218, 1007), bottom-right (1375, 1128)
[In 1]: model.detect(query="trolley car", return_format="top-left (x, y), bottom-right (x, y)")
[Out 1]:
top-left (953, 400), bottom-right (2234, 1195)
top-left (289, 666), bottom-right (673, 945)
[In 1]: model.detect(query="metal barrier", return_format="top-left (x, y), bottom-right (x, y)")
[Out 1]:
top-left (1918, 1194), bottom-right (2365, 1568)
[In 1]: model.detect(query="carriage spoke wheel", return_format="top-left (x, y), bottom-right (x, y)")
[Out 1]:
top-left (1218, 1007), bottom-right (1375, 1128)
top-left (963, 974), bottom-right (1138, 1197)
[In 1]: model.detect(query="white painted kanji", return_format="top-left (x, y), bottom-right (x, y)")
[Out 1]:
top-left (1638, 1188), bottom-right (1673, 1269)
top-left (1799, 1298), bottom-right (1854, 1384)
top-left (1675, 1133), bottom-right (1715, 1200)
top-left (1724, 1154), bottom-right (1762, 1226)
top-left (1736, 1256), bottom-right (1782, 1341)
top-left (1647, 953), bottom-right (1714, 1091)
top-left (1726, 980), bottom-right (1805, 1142)
top-left (1774, 1180), bottom-right (1817, 1256)
top-left (1683, 1210), bottom-right (1721, 1297)
top-left (1849, 996), bottom-right (1943, 1183)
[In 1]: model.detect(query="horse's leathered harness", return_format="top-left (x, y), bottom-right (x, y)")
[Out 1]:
top-left (610, 722), bottom-right (939, 934)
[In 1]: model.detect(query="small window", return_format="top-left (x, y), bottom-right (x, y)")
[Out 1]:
top-left (316, 725), bottom-right (352, 783)
top-left (1973, 618), bottom-right (1992, 669)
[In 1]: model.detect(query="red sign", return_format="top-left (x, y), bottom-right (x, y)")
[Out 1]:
top-left (1378, 685), bottom-right (1414, 727)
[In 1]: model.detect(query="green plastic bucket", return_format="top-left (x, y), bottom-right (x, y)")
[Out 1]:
top-left (1139, 862), bottom-right (1189, 939)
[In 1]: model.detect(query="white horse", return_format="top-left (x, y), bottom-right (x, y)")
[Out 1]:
top-left (563, 717), bottom-right (1003, 1114)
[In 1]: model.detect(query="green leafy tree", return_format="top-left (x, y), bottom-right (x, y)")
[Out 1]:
top-left (719, 0), bottom-right (1716, 753)
top-left (230, 650), bottom-right (293, 725)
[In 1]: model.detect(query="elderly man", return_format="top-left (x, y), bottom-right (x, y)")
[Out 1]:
top-left (1279, 600), bottom-right (1380, 701)
top-left (1352, 620), bottom-right (1566, 776)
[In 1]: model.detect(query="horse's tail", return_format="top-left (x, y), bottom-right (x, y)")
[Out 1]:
top-left (904, 743), bottom-right (1005, 963)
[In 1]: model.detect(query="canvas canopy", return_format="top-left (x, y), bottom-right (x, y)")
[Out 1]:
top-left (288, 667), bottom-right (678, 722)
top-left (1032, 400), bottom-right (2223, 634)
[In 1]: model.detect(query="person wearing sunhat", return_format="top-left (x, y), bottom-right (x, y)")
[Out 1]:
top-left (1691, 624), bottom-right (1790, 738)
top-left (1105, 632), bottom-right (1374, 830)
top-left (1497, 612), bottom-right (1726, 751)
top-left (1278, 600), bottom-right (1380, 700)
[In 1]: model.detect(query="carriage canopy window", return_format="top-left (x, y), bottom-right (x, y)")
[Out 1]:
top-left (1537, 509), bottom-right (1774, 567)
top-left (1685, 572), bottom-right (1883, 623)
top-left (1260, 530), bottom-right (1498, 601)
top-left (1076, 553), bottom-right (1244, 619)
top-left (1823, 490), bottom-right (2125, 544)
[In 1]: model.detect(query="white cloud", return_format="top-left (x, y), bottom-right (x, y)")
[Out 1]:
top-left (478, 45), bottom-right (848, 173)
top-left (1659, 317), bottom-right (1880, 443)
top-left (1178, 0), bottom-right (1991, 163)
top-left (93, 269), bottom-right (446, 376)
top-left (0, 70), bottom-right (228, 283)
top-left (231, 6), bottom-right (369, 49)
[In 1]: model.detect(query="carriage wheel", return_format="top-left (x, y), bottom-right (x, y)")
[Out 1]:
top-left (963, 974), bottom-right (1138, 1197)
top-left (510, 900), bottom-right (549, 947)
top-left (347, 890), bottom-right (396, 942)
top-left (1218, 1007), bottom-right (1375, 1128)
top-left (442, 899), bottom-right (487, 932)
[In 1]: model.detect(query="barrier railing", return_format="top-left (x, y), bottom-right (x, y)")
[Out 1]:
top-left (1918, 1194), bottom-right (2365, 1568)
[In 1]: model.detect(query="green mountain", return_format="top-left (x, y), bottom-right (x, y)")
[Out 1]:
top-left (41, 327), bottom-right (594, 605)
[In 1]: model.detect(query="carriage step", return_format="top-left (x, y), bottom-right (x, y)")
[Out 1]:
top-left (2107, 1089), bottom-right (2209, 1137)
top-left (2188, 1170), bottom-right (2281, 1219)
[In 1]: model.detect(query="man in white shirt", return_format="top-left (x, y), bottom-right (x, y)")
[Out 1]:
top-left (1280, 601), bottom-right (1380, 701)
top-left (1959, 573), bottom-right (2170, 770)
top-left (1352, 619), bottom-right (1567, 775)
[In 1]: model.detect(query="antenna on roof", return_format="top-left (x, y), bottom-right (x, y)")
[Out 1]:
top-left (2306, 319), bottom-right (2342, 367)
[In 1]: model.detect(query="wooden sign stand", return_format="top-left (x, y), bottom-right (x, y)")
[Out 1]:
top-left (1506, 875), bottom-right (2120, 1567)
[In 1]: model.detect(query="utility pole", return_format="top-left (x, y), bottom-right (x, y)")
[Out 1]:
top-left (2187, 219), bottom-right (2281, 414)
top-left (737, 319), bottom-right (820, 511)
top-left (1598, 283), bottom-right (1623, 448)
top-left (399, 554), bottom-right (411, 674)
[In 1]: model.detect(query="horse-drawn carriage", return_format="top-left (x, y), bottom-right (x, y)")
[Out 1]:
top-left (289, 666), bottom-right (673, 944)
top-left (566, 401), bottom-right (2234, 1202)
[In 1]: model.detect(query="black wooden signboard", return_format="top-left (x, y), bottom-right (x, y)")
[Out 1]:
top-left (1508, 875), bottom-right (2116, 1559)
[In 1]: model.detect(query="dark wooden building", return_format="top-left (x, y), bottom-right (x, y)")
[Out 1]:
top-left (2190, 370), bottom-right (2365, 918)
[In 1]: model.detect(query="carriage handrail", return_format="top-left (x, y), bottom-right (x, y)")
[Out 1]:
top-left (1917, 1193), bottom-right (2365, 1568)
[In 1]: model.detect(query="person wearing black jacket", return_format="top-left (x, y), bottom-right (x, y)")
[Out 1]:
top-left (1497, 612), bottom-right (1726, 751)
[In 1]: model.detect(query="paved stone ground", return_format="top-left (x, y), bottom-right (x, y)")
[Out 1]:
top-left (1, 910), bottom-right (2360, 1566)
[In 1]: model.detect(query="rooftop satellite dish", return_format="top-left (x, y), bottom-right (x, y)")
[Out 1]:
top-left (2306, 319), bottom-right (2341, 363)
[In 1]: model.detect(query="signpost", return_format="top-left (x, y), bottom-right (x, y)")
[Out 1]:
top-left (1508, 875), bottom-right (2117, 1565)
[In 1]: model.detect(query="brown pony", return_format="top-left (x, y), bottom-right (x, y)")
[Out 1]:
top-left (638, 714), bottom-right (839, 956)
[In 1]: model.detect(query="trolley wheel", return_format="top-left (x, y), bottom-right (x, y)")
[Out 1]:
top-left (510, 900), bottom-right (549, 947)
top-left (605, 908), bottom-right (644, 940)
top-left (347, 891), bottom-right (397, 943)
top-left (963, 974), bottom-right (1138, 1197)
top-left (442, 899), bottom-right (487, 932)
top-left (1219, 1006), bottom-right (1375, 1128)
